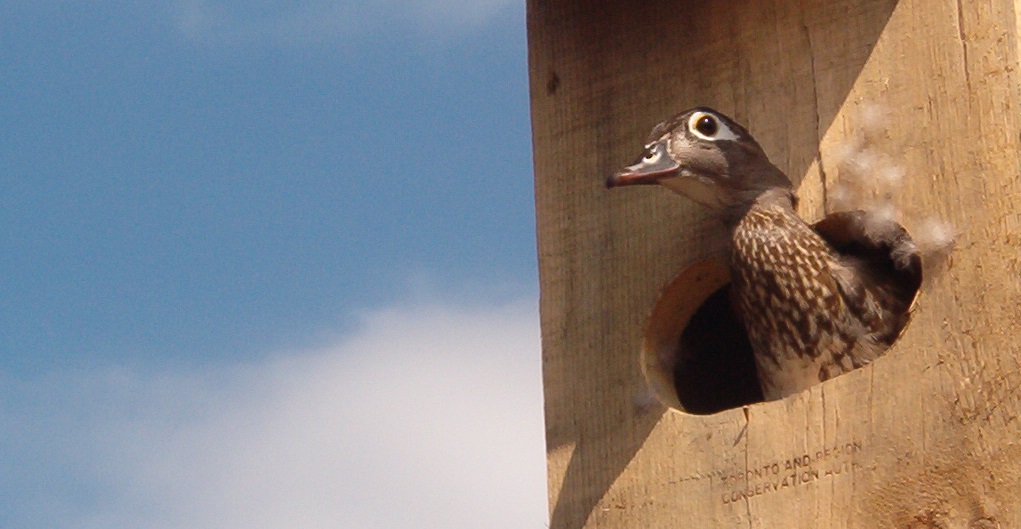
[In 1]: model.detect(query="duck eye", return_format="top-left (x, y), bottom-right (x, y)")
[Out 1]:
top-left (695, 115), bottom-right (718, 137)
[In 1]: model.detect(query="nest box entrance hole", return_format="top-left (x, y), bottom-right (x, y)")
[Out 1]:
top-left (640, 211), bottom-right (924, 415)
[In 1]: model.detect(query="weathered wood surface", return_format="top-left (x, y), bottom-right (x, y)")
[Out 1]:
top-left (528, 0), bottom-right (1021, 527)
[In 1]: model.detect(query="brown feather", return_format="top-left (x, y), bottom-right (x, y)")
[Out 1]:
top-left (728, 194), bottom-right (916, 399)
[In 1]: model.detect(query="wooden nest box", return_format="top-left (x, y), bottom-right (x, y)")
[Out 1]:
top-left (528, 1), bottom-right (1021, 527)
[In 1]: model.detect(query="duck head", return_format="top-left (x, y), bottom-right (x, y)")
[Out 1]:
top-left (606, 107), bottom-right (792, 209)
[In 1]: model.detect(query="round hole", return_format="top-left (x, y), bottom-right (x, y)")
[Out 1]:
top-left (640, 211), bottom-right (923, 413)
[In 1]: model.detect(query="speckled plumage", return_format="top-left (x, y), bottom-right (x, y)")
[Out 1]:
top-left (728, 193), bottom-right (907, 399)
top-left (607, 107), bottom-right (915, 400)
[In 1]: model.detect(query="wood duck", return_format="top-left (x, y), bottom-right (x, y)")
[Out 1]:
top-left (607, 107), bottom-right (917, 401)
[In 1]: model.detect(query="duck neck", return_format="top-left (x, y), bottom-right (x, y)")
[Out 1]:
top-left (721, 187), bottom-right (798, 230)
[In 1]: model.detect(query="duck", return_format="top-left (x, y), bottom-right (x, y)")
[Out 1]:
top-left (607, 107), bottom-right (919, 400)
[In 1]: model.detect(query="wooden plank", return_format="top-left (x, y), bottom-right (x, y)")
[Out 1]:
top-left (528, 0), bottom-right (1021, 527)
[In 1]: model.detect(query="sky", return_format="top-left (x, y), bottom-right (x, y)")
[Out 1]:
top-left (0, 1), bottom-right (547, 528)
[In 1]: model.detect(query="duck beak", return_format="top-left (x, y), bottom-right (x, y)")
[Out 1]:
top-left (605, 141), bottom-right (680, 188)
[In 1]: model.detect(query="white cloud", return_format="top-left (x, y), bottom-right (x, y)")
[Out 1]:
top-left (171, 0), bottom-right (520, 46)
top-left (1, 297), bottom-right (547, 529)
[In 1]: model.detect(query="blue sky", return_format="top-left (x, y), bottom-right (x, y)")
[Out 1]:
top-left (1, 1), bottom-right (546, 527)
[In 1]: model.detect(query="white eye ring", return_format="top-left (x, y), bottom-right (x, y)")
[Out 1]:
top-left (687, 111), bottom-right (740, 142)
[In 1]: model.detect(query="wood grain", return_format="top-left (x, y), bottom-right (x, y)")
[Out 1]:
top-left (528, 0), bottom-right (1021, 527)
